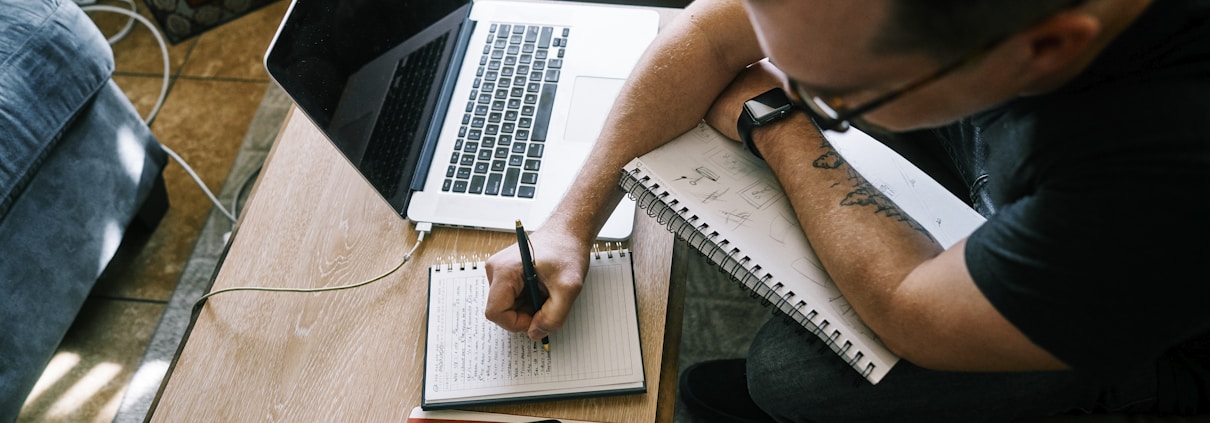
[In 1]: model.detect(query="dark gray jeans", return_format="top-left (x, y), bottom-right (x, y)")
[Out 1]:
top-left (745, 317), bottom-right (1162, 423)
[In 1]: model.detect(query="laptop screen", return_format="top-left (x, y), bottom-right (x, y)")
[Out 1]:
top-left (266, 0), bottom-right (472, 213)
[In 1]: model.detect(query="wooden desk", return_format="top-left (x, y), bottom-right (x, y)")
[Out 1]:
top-left (149, 64), bottom-right (685, 421)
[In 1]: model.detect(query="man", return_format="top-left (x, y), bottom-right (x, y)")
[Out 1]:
top-left (485, 0), bottom-right (1210, 420)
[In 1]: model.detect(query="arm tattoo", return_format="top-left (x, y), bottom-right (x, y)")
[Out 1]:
top-left (811, 148), bottom-right (930, 235)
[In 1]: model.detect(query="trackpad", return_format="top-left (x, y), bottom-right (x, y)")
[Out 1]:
top-left (564, 77), bottom-right (625, 143)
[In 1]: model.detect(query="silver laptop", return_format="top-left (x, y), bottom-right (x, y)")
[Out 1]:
top-left (264, 0), bottom-right (658, 240)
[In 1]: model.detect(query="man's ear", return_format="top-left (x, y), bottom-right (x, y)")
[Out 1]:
top-left (1012, 11), bottom-right (1102, 89)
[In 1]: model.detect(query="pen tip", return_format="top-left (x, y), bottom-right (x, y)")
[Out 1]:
top-left (515, 219), bottom-right (523, 228)
top-left (543, 343), bottom-right (550, 352)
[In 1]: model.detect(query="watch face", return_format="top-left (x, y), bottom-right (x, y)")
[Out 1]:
top-left (745, 88), bottom-right (794, 124)
top-left (745, 100), bottom-right (783, 117)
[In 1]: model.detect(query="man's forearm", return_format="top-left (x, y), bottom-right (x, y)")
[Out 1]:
top-left (543, 0), bottom-right (766, 242)
top-left (755, 114), bottom-right (945, 353)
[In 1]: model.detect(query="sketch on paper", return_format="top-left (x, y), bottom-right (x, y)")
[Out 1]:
top-left (769, 213), bottom-right (798, 244)
top-left (792, 257), bottom-right (830, 288)
top-left (739, 180), bottom-right (783, 210)
top-left (720, 208), bottom-right (753, 230)
top-left (707, 146), bottom-right (754, 178)
top-left (674, 166), bottom-right (721, 185)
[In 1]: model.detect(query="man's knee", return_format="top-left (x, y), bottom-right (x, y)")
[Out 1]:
top-left (746, 317), bottom-right (869, 421)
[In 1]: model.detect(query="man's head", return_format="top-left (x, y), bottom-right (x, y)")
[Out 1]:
top-left (744, 0), bottom-right (1149, 132)
top-left (872, 1), bottom-right (1087, 62)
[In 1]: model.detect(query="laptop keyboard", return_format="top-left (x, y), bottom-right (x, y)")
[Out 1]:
top-left (363, 33), bottom-right (450, 199)
top-left (443, 23), bottom-right (571, 198)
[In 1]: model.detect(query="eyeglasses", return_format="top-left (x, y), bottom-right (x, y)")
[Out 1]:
top-left (788, 41), bottom-right (995, 133)
top-left (788, 0), bottom-right (1087, 133)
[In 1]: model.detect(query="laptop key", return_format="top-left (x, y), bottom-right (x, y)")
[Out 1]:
top-left (452, 180), bottom-right (468, 193)
top-left (539, 27), bottom-right (553, 48)
top-left (518, 185), bottom-right (536, 198)
top-left (486, 172), bottom-right (503, 195)
top-left (521, 171), bottom-right (538, 184)
top-left (531, 83), bottom-right (557, 141)
top-left (469, 175), bottom-right (485, 194)
top-left (502, 168), bottom-right (520, 197)
top-left (527, 143), bottom-right (544, 158)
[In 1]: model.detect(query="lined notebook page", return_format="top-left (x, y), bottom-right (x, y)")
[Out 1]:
top-left (423, 250), bottom-right (644, 407)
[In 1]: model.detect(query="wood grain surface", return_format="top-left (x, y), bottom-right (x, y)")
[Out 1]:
top-left (151, 102), bottom-right (680, 422)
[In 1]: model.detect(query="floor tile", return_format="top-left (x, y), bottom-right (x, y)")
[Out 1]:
top-left (92, 78), bottom-right (269, 302)
top-left (17, 298), bottom-right (165, 423)
top-left (178, 0), bottom-right (289, 80)
top-left (109, 74), bottom-right (171, 122)
top-left (81, 0), bottom-right (197, 76)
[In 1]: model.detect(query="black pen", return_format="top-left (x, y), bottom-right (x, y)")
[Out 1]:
top-left (515, 219), bottom-right (550, 352)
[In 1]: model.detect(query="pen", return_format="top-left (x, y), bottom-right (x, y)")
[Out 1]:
top-left (515, 219), bottom-right (550, 352)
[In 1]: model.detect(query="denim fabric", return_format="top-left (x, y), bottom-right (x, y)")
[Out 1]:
top-left (745, 317), bottom-right (1162, 423)
top-left (0, 0), bottom-right (114, 217)
top-left (0, 0), bottom-right (166, 418)
top-left (0, 79), bottom-right (165, 422)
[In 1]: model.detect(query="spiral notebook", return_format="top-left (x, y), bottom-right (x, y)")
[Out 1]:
top-left (618, 122), bottom-right (985, 384)
top-left (421, 245), bottom-right (644, 409)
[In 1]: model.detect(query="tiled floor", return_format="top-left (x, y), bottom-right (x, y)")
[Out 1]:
top-left (17, 1), bottom-right (290, 421)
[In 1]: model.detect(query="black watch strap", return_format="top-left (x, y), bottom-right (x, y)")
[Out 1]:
top-left (737, 109), bottom-right (765, 160)
top-left (737, 88), bottom-right (795, 160)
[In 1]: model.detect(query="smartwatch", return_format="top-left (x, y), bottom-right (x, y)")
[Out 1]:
top-left (737, 88), bottom-right (796, 160)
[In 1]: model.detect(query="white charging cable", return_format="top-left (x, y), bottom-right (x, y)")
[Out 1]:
top-left (81, 3), bottom-right (238, 223)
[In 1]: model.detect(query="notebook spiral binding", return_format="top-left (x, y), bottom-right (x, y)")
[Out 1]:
top-left (620, 167), bottom-right (876, 379)
top-left (433, 243), bottom-right (631, 272)
top-left (434, 254), bottom-right (486, 272)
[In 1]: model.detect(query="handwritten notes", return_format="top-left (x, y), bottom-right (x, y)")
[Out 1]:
top-left (422, 251), bottom-right (645, 408)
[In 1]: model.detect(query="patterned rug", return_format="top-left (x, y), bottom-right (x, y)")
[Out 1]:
top-left (142, 0), bottom-right (282, 44)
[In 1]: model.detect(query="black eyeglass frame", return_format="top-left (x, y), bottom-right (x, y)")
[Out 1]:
top-left (788, 47), bottom-right (988, 133)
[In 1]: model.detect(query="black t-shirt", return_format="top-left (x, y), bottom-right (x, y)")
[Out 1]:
top-left (957, 0), bottom-right (1210, 398)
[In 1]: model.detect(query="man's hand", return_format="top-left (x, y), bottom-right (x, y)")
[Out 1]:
top-left (484, 228), bottom-right (589, 342)
top-left (704, 59), bottom-right (789, 141)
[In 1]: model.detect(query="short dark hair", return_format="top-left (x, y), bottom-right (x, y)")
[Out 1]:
top-left (872, 0), bottom-right (1085, 61)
